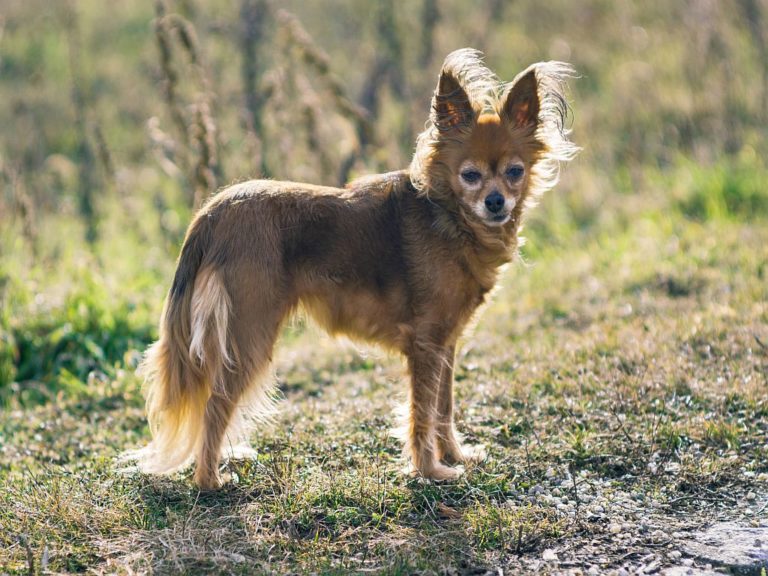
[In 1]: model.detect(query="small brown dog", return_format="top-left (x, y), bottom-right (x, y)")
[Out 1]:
top-left (126, 48), bottom-right (577, 489)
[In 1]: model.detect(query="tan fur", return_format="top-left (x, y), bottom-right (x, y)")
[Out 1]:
top-left (122, 48), bottom-right (577, 489)
top-left (189, 268), bottom-right (233, 370)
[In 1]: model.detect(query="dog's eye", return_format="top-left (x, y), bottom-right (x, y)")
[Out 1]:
top-left (461, 170), bottom-right (482, 184)
top-left (506, 165), bottom-right (525, 181)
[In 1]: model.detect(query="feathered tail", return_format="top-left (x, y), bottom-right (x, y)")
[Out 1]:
top-left (121, 218), bottom-right (232, 475)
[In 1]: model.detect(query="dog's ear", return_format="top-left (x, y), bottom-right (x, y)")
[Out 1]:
top-left (432, 70), bottom-right (474, 131)
top-left (502, 67), bottom-right (540, 129)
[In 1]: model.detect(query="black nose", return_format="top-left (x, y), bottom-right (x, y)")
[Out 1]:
top-left (484, 191), bottom-right (505, 213)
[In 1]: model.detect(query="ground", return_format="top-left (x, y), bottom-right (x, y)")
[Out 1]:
top-left (1, 190), bottom-right (767, 575)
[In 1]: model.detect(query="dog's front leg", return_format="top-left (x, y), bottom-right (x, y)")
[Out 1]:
top-left (406, 342), bottom-right (463, 481)
top-left (436, 343), bottom-right (487, 465)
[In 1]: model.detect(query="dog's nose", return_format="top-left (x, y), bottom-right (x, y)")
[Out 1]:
top-left (484, 191), bottom-right (505, 213)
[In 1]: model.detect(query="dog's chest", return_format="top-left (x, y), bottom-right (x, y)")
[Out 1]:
top-left (417, 257), bottom-right (493, 329)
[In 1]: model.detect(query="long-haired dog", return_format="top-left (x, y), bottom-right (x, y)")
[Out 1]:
top-left (124, 48), bottom-right (578, 489)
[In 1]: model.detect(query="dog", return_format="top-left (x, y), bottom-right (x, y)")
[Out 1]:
top-left (125, 48), bottom-right (578, 489)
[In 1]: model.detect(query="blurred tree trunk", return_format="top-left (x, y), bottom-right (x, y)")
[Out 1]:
top-left (354, 0), bottom-right (411, 176)
top-left (65, 1), bottom-right (99, 245)
top-left (419, 0), bottom-right (440, 69)
top-left (240, 0), bottom-right (271, 177)
top-left (358, 0), bottom-right (406, 146)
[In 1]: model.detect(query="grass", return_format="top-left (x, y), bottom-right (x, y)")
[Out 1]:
top-left (1, 160), bottom-right (767, 573)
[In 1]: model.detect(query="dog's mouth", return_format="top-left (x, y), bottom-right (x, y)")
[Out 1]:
top-left (486, 212), bottom-right (511, 226)
top-left (470, 202), bottom-right (513, 227)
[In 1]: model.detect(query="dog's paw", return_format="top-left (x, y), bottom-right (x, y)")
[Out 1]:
top-left (439, 442), bottom-right (487, 465)
top-left (428, 463), bottom-right (464, 481)
top-left (194, 468), bottom-right (227, 491)
top-left (224, 443), bottom-right (258, 460)
top-left (409, 462), bottom-right (464, 482)
top-left (458, 443), bottom-right (487, 463)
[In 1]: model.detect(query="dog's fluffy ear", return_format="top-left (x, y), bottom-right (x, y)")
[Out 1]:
top-left (432, 69), bottom-right (474, 131)
top-left (502, 67), bottom-right (539, 129)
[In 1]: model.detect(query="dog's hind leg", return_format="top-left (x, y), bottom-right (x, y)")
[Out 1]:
top-left (194, 315), bottom-right (286, 489)
top-left (195, 381), bottom-right (241, 490)
top-left (191, 265), bottom-right (289, 490)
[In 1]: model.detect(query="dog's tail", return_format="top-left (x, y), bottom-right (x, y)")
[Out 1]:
top-left (123, 217), bottom-right (233, 475)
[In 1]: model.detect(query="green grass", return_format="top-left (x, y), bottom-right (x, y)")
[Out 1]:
top-left (2, 165), bottom-right (767, 572)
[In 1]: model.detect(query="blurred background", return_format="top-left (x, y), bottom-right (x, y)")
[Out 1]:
top-left (1, 0), bottom-right (767, 404)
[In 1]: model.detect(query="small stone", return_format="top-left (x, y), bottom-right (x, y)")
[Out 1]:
top-left (529, 484), bottom-right (545, 496)
top-left (669, 550), bottom-right (682, 559)
top-left (682, 558), bottom-right (694, 566)
top-left (746, 491), bottom-right (757, 501)
top-left (546, 467), bottom-right (557, 479)
top-left (609, 523), bottom-right (622, 534)
top-left (542, 548), bottom-right (558, 561)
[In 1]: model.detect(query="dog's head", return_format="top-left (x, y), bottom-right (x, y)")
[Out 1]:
top-left (411, 48), bottom-right (578, 228)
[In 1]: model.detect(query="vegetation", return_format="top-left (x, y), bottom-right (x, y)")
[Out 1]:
top-left (1, 0), bottom-right (767, 573)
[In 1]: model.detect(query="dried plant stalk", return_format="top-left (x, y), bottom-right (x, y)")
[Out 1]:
top-left (296, 74), bottom-right (335, 181)
top-left (154, 0), bottom-right (189, 154)
top-left (3, 166), bottom-right (38, 255)
top-left (153, 0), bottom-right (221, 207)
top-left (275, 9), bottom-right (373, 146)
top-left (192, 98), bottom-right (218, 207)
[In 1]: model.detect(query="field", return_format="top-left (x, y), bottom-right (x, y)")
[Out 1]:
top-left (2, 1), bottom-right (768, 574)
